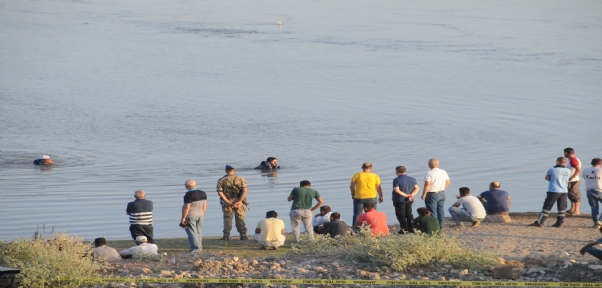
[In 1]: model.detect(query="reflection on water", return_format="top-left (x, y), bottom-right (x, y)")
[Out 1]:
top-left (1, 0), bottom-right (601, 241)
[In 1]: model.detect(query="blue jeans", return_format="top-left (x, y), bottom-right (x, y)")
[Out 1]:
top-left (449, 206), bottom-right (482, 225)
top-left (352, 198), bottom-right (378, 227)
top-left (586, 247), bottom-right (602, 261)
top-left (425, 192), bottom-right (446, 229)
top-left (587, 189), bottom-right (602, 224)
top-left (185, 215), bottom-right (204, 251)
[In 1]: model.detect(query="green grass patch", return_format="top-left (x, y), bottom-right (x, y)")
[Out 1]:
top-left (289, 230), bottom-right (502, 272)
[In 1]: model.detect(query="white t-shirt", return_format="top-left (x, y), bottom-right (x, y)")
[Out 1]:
top-left (119, 243), bottom-right (159, 258)
top-left (256, 218), bottom-right (285, 243)
top-left (423, 168), bottom-right (450, 192)
top-left (583, 167), bottom-right (602, 192)
top-left (312, 212), bottom-right (332, 227)
top-left (566, 157), bottom-right (582, 182)
top-left (456, 196), bottom-right (486, 219)
top-left (93, 245), bottom-right (121, 261)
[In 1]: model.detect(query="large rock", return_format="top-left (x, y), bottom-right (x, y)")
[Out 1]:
top-left (484, 214), bottom-right (511, 223)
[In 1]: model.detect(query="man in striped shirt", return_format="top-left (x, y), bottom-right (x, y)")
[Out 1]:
top-left (126, 190), bottom-right (154, 243)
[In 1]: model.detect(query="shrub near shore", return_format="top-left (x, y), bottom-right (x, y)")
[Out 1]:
top-left (290, 230), bottom-right (502, 272)
top-left (0, 232), bottom-right (102, 288)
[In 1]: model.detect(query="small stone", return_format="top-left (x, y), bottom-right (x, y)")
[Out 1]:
top-left (440, 277), bottom-right (446, 281)
top-left (233, 257), bottom-right (239, 262)
top-left (443, 265), bottom-right (453, 268)
top-left (118, 269), bottom-right (130, 275)
top-left (459, 269), bottom-right (469, 276)
top-left (160, 270), bottom-right (172, 276)
top-left (588, 265), bottom-right (602, 271)
top-left (252, 260), bottom-right (259, 265)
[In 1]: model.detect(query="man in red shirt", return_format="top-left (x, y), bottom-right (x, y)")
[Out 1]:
top-left (355, 202), bottom-right (389, 236)
top-left (564, 148), bottom-right (582, 215)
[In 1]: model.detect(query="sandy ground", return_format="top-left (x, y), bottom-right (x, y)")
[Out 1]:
top-left (437, 213), bottom-right (602, 262)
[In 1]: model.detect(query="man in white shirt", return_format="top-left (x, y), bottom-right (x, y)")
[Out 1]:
top-left (420, 158), bottom-right (450, 230)
top-left (92, 237), bottom-right (121, 261)
top-left (449, 187), bottom-right (486, 227)
top-left (119, 236), bottom-right (159, 259)
top-left (583, 158), bottom-right (602, 228)
top-left (254, 210), bottom-right (286, 250)
top-left (312, 206), bottom-right (332, 234)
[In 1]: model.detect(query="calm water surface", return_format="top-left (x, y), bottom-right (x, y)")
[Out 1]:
top-left (1, 0), bottom-right (601, 241)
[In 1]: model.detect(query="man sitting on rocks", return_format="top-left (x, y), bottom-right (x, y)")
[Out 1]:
top-left (449, 187), bottom-right (486, 228)
top-left (118, 236), bottom-right (158, 259)
top-left (92, 237), bottom-right (121, 261)
top-left (355, 202), bottom-right (389, 236)
top-left (580, 226), bottom-right (602, 261)
top-left (254, 210), bottom-right (286, 250)
top-left (320, 212), bottom-right (351, 238)
top-left (478, 181), bottom-right (511, 223)
top-left (413, 207), bottom-right (440, 235)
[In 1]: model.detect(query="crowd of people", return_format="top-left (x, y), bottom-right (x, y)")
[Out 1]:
top-left (46, 152), bottom-right (599, 262)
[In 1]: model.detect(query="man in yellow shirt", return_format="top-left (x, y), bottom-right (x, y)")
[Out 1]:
top-left (350, 162), bottom-right (383, 226)
top-left (254, 210), bottom-right (286, 250)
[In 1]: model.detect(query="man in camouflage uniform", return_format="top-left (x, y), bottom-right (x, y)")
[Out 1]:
top-left (217, 165), bottom-right (249, 240)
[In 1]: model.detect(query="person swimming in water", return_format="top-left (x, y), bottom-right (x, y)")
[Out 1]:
top-left (33, 155), bottom-right (54, 165)
top-left (255, 157), bottom-right (279, 170)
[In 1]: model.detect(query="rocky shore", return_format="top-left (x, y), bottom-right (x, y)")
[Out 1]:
top-left (100, 214), bottom-right (602, 287)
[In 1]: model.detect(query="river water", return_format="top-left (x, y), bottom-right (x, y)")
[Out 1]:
top-left (1, 0), bottom-right (601, 241)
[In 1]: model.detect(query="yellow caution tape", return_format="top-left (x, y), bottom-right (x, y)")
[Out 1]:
top-left (74, 278), bottom-right (602, 286)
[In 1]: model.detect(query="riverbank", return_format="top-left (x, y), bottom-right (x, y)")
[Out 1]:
top-left (98, 214), bottom-right (602, 287)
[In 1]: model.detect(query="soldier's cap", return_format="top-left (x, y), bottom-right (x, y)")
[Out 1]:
top-left (225, 164), bottom-right (235, 170)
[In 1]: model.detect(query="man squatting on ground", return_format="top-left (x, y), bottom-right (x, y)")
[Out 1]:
top-left (478, 181), bottom-right (511, 215)
top-left (217, 165), bottom-right (249, 240)
top-left (449, 187), bottom-right (486, 227)
top-left (580, 226), bottom-right (602, 261)
top-left (392, 166), bottom-right (419, 234)
top-left (92, 237), bottom-right (121, 261)
top-left (319, 212), bottom-right (352, 238)
top-left (288, 180), bottom-right (323, 243)
top-left (312, 206), bottom-right (332, 234)
top-left (181, 179), bottom-right (207, 252)
top-left (350, 162), bottom-right (383, 227)
top-left (564, 148), bottom-right (582, 215)
top-left (413, 207), bottom-right (440, 235)
top-left (254, 210), bottom-right (286, 250)
top-left (126, 190), bottom-right (154, 243)
top-left (119, 236), bottom-right (158, 259)
top-left (355, 202), bottom-right (389, 236)
top-left (530, 157), bottom-right (571, 227)
top-left (421, 158), bottom-right (450, 230)
top-left (583, 158), bottom-right (602, 228)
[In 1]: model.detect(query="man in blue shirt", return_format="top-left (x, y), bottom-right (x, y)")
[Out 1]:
top-left (530, 157), bottom-right (571, 228)
top-left (580, 226), bottom-right (602, 261)
top-left (392, 166), bottom-right (419, 234)
top-left (478, 181), bottom-right (511, 215)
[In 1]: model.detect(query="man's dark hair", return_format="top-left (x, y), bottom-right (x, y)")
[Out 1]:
top-left (459, 187), bottom-right (470, 196)
top-left (331, 212), bottom-right (341, 220)
top-left (417, 207), bottom-right (429, 216)
top-left (266, 210), bottom-right (278, 218)
top-left (363, 202), bottom-right (374, 210)
top-left (300, 180), bottom-right (311, 187)
top-left (592, 158), bottom-right (602, 166)
top-left (395, 166), bottom-right (406, 174)
top-left (226, 167), bottom-right (236, 173)
top-left (490, 182), bottom-right (500, 189)
top-left (564, 147), bottom-right (574, 154)
top-left (267, 157), bottom-right (277, 162)
top-left (320, 205), bottom-right (331, 213)
top-left (94, 237), bottom-right (107, 247)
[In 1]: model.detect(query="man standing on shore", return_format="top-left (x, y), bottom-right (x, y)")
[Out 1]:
top-left (564, 148), bottom-right (582, 215)
top-left (392, 166), bottom-right (419, 234)
top-left (529, 157), bottom-right (571, 228)
top-left (583, 158), bottom-right (602, 228)
top-left (350, 162), bottom-right (383, 226)
top-left (181, 179), bottom-right (207, 251)
top-left (288, 180), bottom-right (324, 243)
top-left (126, 190), bottom-right (154, 243)
top-left (421, 159), bottom-right (450, 230)
top-left (217, 165), bottom-right (248, 240)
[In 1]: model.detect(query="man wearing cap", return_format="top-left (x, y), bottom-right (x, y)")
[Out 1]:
top-left (181, 179), bottom-right (207, 251)
top-left (118, 236), bottom-right (158, 259)
top-left (33, 155), bottom-right (54, 165)
top-left (350, 162), bottom-right (383, 226)
top-left (217, 165), bottom-right (249, 240)
top-left (421, 158), bottom-right (450, 230)
top-left (126, 190), bottom-right (154, 243)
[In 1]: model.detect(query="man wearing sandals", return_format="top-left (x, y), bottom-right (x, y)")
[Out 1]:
top-left (254, 210), bottom-right (286, 250)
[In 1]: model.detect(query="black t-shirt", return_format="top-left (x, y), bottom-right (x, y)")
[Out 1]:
top-left (184, 189), bottom-right (207, 204)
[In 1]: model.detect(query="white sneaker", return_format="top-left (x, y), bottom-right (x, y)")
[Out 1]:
top-left (595, 221), bottom-right (602, 228)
